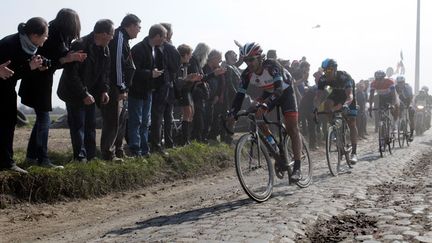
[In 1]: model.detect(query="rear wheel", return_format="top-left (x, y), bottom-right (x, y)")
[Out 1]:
top-left (235, 133), bottom-right (274, 202)
top-left (326, 126), bottom-right (341, 176)
top-left (283, 135), bottom-right (312, 188)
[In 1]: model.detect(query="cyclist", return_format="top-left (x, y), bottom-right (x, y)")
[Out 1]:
top-left (228, 42), bottom-right (302, 182)
top-left (368, 70), bottom-right (400, 131)
top-left (395, 75), bottom-right (415, 141)
top-left (415, 86), bottom-right (432, 129)
top-left (313, 58), bottom-right (359, 163)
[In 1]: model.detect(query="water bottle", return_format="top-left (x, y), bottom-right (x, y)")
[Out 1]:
top-left (266, 135), bottom-right (279, 154)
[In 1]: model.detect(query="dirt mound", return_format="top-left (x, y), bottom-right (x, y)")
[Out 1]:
top-left (298, 213), bottom-right (378, 242)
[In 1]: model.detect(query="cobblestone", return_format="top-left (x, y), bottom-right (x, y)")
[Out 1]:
top-left (91, 131), bottom-right (432, 242)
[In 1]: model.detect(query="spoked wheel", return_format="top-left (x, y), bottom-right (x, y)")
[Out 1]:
top-left (326, 126), bottom-right (341, 176)
top-left (405, 121), bottom-right (411, 147)
top-left (284, 135), bottom-right (312, 188)
top-left (387, 121), bottom-right (393, 155)
top-left (378, 122), bottom-right (386, 158)
top-left (398, 119), bottom-right (406, 148)
top-left (342, 122), bottom-right (353, 168)
top-left (235, 133), bottom-right (274, 202)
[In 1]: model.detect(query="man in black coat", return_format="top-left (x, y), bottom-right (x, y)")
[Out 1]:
top-left (128, 24), bottom-right (166, 157)
top-left (57, 19), bottom-right (114, 162)
top-left (152, 23), bottom-right (181, 150)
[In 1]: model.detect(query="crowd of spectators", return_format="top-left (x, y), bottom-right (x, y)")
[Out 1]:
top-left (1, 9), bottom-right (430, 174)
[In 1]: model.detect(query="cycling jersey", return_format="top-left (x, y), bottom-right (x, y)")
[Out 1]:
top-left (230, 59), bottom-right (297, 114)
top-left (371, 78), bottom-right (397, 107)
top-left (370, 78), bottom-right (395, 95)
top-left (395, 83), bottom-right (413, 107)
top-left (318, 70), bottom-right (357, 108)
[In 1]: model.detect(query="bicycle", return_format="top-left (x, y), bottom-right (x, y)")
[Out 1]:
top-left (316, 109), bottom-right (354, 176)
top-left (371, 105), bottom-right (394, 157)
top-left (397, 104), bottom-right (411, 147)
top-left (224, 105), bottom-right (312, 202)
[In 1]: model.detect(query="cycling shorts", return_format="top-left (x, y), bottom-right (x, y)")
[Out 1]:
top-left (266, 85), bottom-right (298, 114)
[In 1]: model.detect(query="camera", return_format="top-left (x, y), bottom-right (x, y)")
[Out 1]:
top-left (41, 56), bottom-right (52, 68)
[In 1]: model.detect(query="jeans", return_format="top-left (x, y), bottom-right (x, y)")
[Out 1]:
top-left (26, 110), bottom-right (50, 162)
top-left (66, 103), bottom-right (96, 160)
top-left (128, 94), bottom-right (152, 155)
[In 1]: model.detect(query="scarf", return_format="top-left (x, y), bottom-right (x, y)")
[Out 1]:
top-left (19, 34), bottom-right (38, 55)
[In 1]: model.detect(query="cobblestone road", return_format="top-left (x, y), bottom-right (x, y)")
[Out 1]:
top-left (91, 130), bottom-right (432, 242)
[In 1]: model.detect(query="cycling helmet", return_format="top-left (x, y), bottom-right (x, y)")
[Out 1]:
top-left (374, 70), bottom-right (386, 79)
top-left (321, 58), bottom-right (337, 69)
top-left (396, 75), bottom-right (405, 83)
top-left (421, 86), bottom-right (429, 93)
top-left (239, 42), bottom-right (263, 58)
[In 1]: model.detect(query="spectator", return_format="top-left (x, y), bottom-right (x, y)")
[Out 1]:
top-left (0, 17), bottom-right (49, 173)
top-left (266, 49), bottom-right (277, 59)
top-left (175, 44), bottom-right (202, 145)
top-left (57, 19), bottom-right (113, 162)
top-left (223, 50), bottom-right (242, 108)
top-left (100, 14), bottom-right (141, 162)
top-left (189, 43), bottom-right (211, 142)
top-left (203, 49), bottom-right (226, 141)
top-left (155, 23), bottom-right (181, 150)
top-left (128, 24), bottom-right (166, 157)
top-left (19, 9), bottom-right (85, 169)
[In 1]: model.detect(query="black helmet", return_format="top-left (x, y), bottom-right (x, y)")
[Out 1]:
top-left (374, 70), bottom-right (386, 79)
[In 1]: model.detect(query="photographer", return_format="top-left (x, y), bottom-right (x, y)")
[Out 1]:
top-left (57, 19), bottom-right (113, 162)
top-left (19, 9), bottom-right (86, 168)
top-left (0, 17), bottom-right (49, 173)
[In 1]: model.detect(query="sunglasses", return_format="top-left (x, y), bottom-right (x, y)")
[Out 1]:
top-left (324, 68), bottom-right (334, 74)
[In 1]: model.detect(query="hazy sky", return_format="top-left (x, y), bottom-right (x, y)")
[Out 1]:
top-left (2, 0), bottom-right (431, 108)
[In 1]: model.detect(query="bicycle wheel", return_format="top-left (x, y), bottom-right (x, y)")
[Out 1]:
top-left (235, 133), bottom-right (274, 202)
top-left (405, 119), bottom-right (411, 147)
top-left (398, 119), bottom-right (405, 148)
top-left (283, 135), bottom-right (312, 188)
top-left (326, 126), bottom-right (341, 176)
top-left (342, 122), bottom-right (353, 168)
top-left (387, 119), bottom-right (393, 155)
top-left (378, 122), bottom-right (386, 158)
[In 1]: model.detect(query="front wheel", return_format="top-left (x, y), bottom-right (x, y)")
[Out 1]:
top-left (235, 133), bottom-right (274, 202)
top-left (283, 135), bottom-right (312, 188)
top-left (378, 122), bottom-right (386, 158)
top-left (398, 119), bottom-right (406, 148)
top-left (326, 126), bottom-right (341, 176)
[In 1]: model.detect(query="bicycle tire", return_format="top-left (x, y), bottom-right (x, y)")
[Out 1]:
top-left (326, 126), bottom-right (341, 176)
top-left (398, 119), bottom-right (405, 148)
top-left (405, 119), bottom-right (411, 147)
top-left (378, 122), bottom-right (386, 158)
top-left (283, 135), bottom-right (312, 188)
top-left (235, 133), bottom-right (274, 202)
top-left (342, 122), bottom-right (353, 168)
top-left (387, 118), bottom-right (393, 155)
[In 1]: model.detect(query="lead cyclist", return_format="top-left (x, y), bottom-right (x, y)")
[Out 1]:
top-left (227, 42), bottom-right (302, 182)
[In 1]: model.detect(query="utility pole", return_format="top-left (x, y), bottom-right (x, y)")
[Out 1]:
top-left (415, 0), bottom-right (420, 93)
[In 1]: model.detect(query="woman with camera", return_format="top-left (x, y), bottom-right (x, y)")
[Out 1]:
top-left (0, 17), bottom-right (49, 173)
top-left (19, 9), bottom-right (86, 168)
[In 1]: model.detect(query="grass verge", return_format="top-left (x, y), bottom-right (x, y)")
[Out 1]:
top-left (0, 142), bottom-right (232, 208)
